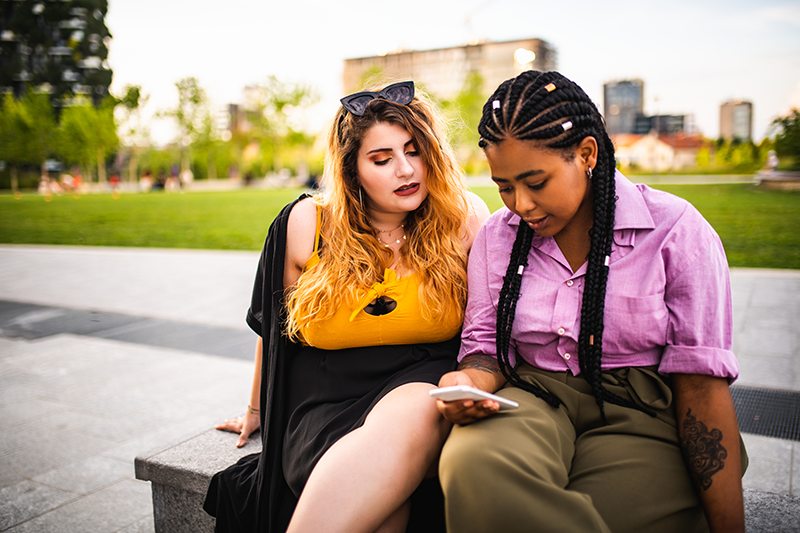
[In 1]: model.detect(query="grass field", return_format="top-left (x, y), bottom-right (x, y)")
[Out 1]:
top-left (1, 183), bottom-right (799, 269)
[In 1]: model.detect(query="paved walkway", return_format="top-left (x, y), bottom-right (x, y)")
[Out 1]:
top-left (0, 245), bottom-right (798, 532)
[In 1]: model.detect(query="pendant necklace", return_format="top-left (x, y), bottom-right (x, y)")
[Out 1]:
top-left (372, 221), bottom-right (406, 248)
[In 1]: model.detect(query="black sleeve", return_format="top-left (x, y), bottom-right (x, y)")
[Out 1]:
top-left (245, 250), bottom-right (267, 335)
top-left (245, 194), bottom-right (311, 336)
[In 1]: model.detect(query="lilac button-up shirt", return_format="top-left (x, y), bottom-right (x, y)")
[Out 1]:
top-left (459, 172), bottom-right (739, 380)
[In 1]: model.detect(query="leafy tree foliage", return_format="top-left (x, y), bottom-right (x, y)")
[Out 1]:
top-left (439, 71), bottom-right (487, 174)
top-left (116, 84), bottom-right (150, 181)
top-left (161, 77), bottom-right (210, 176)
top-left (234, 76), bottom-right (318, 176)
top-left (55, 96), bottom-right (118, 182)
top-left (0, 90), bottom-right (55, 191)
top-left (772, 109), bottom-right (800, 168)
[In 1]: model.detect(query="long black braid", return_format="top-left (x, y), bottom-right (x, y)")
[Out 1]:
top-left (481, 71), bottom-right (654, 421)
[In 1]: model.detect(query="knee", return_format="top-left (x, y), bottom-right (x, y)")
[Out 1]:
top-left (439, 424), bottom-right (500, 490)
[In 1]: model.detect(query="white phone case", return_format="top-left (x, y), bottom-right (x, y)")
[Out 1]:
top-left (429, 385), bottom-right (519, 410)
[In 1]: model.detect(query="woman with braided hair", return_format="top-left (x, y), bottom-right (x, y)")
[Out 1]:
top-left (434, 71), bottom-right (746, 533)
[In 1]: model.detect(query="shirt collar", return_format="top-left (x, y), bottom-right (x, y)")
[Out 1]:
top-left (613, 170), bottom-right (654, 231)
top-left (505, 170), bottom-right (655, 248)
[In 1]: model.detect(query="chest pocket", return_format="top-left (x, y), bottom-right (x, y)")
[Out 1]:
top-left (602, 294), bottom-right (667, 354)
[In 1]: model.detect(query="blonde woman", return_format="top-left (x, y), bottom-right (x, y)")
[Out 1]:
top-left (205, 81), bottom-right (489, 533)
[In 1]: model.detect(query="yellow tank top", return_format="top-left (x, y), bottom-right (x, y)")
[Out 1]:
top-left (298, 207), bottom-right (462, 350)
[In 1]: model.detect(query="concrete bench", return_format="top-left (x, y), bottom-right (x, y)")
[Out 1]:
top-left (136, 430), bottom-right (800, 533)
top-left (135, 428), bottom-right (261, 533)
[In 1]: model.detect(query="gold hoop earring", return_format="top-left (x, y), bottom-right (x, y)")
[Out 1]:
top-left (358, 187), bottom-right (363, 210)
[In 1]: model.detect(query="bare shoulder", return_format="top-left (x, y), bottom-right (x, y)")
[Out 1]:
top-left (284, 197), bottom-right (319, 284)
top-left (463, 191), bottom-right (491, 251)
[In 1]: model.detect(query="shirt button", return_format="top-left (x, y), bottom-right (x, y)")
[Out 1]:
top-left (564, 353), bottom-right (571, 360)
top-left (566, 280), bottom-right (574, 287)
top-left (558, 327), bottom-right (566, 335)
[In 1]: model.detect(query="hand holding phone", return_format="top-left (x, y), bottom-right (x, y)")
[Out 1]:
top-left (430, 385), bottom-right (519, 411)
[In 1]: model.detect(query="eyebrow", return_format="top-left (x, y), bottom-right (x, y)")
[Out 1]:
top-left (491, 169), bottom-right (545, 183)
top-left (366, 139), bottom-right (416, 156)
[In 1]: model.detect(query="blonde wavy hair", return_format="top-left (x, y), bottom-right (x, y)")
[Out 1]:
top-left (285, 83), bottom-right (471, 341)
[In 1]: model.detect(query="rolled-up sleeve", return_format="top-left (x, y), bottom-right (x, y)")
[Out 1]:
top-left (658, 214), bottom-right (739, 381)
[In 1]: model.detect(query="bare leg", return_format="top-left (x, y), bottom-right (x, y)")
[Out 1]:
top-left (287, 382), bottom-right (450, 533)
top-left (375, 500), bottom-right (411, 533)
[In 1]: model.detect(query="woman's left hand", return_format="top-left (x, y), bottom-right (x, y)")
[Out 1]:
top-left (435, 370), bottom-right (502, 425)
top-left (215, 411), bottom-right (260, 448)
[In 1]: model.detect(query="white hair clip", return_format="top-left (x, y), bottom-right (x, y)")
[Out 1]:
top-left (492, 100), bottom-right (501, 110)
top-left (517, 265), bottom-right (525, 275)
top-left (604, 255), bottom-right (610, 267)
top-left (561, 121), bottom-right (573, 132)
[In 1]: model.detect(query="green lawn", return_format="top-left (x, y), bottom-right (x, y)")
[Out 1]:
top-left (0, 188), bottom-right (304, 250)
top-left (2, 184), bottom-right (799, 269)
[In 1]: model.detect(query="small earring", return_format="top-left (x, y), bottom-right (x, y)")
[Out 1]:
top-left (358, 187), bottom-right (364, 209)
top-left (586, 167), bottom-right (593, 180)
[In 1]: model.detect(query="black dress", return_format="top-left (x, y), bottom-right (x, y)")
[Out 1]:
top-left (204, 196), bottom-right (457, 532)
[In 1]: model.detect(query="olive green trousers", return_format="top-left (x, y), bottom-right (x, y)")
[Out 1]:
top-left (439, 364), bottom-right (744, 533)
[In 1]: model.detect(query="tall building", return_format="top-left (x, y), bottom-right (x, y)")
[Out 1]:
top-left (0, 0), bottom-right (113, 108)
top-left (603, 79), bottom-right (644, 135)
top-left (342, 38), bottom-right (556, 99)
top-left (719, 101), bottom-right (753, 140)
top-left (634, 114), bottom-right (687, 135)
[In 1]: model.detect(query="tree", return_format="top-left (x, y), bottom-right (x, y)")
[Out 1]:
top-left (162, 77), bottom-right (208, 176)
top-left (56, 101), bottom-right (97, 179)
top-left (439, 71), bottom-right (487, 174)
top-left (93, 96), bottom-right (118, 183)
top-left (0, 90), bottom-right (55, 191)
top-left (56, 96), bottom-right (118, 182)
top-left (771, 109), bottom-right (800, 168)
top-left (237, 76), bottom-right (318, 175)
top-left (116, 84), bottom-right (149, 182)
top-left (193, 111), bottom-right (221, 180)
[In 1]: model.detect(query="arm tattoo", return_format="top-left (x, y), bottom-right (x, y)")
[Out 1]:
top-left (458, 355), bottom-right (501, 375)
top-left (680, 408), bottom-right (727, 492)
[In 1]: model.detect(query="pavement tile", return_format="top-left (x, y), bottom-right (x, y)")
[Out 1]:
top-left (736, 355), bottom-right (795, 390)
top-left (0, 431), bottom-right (118, 489)
top-left (0, 480), bottom-right (77, 530)
top-left (0, 246), bottom-right (257, 329)
top-left (0, 372), bottom-right (46, 405)
top-left (741, 434), bottom-right (794, 493)
top-left (4, 479), bottom-right (152, 533)
top-left (0, 398), bottom-right (69, 431)
top-left (32, 455), bottom-right (133, 495)
top-left (738, 327), bottom-right (794, 358)
top-left (115, 514), bottom-right (154, 533)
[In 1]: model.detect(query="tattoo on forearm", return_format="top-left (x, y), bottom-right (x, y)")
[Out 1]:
top-left (680, 409), bottom-right (727, 492)
top-left (458, 355), bottom-right (501, 375)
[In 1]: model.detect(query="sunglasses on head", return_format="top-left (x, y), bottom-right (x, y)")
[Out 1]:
top-left (340, 81), bottom-right (415, 116)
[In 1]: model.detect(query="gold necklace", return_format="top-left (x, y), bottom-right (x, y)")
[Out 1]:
top-left (377, 230), bottom-right (407, 247)
top-left (371, 220), bottom-right (406, 248)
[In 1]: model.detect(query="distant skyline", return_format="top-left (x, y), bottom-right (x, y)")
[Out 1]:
top-left (106, 0), bottom-right (800, 145)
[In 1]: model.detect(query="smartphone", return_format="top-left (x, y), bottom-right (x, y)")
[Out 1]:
top-left (429, 385), bottom-right (519, 411)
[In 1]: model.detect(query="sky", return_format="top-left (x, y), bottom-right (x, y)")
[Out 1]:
top-left (105, 0), bottom-right (800, 145)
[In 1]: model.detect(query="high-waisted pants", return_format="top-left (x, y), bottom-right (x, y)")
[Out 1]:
top-left (439, 364), bottom-right (744, 533)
